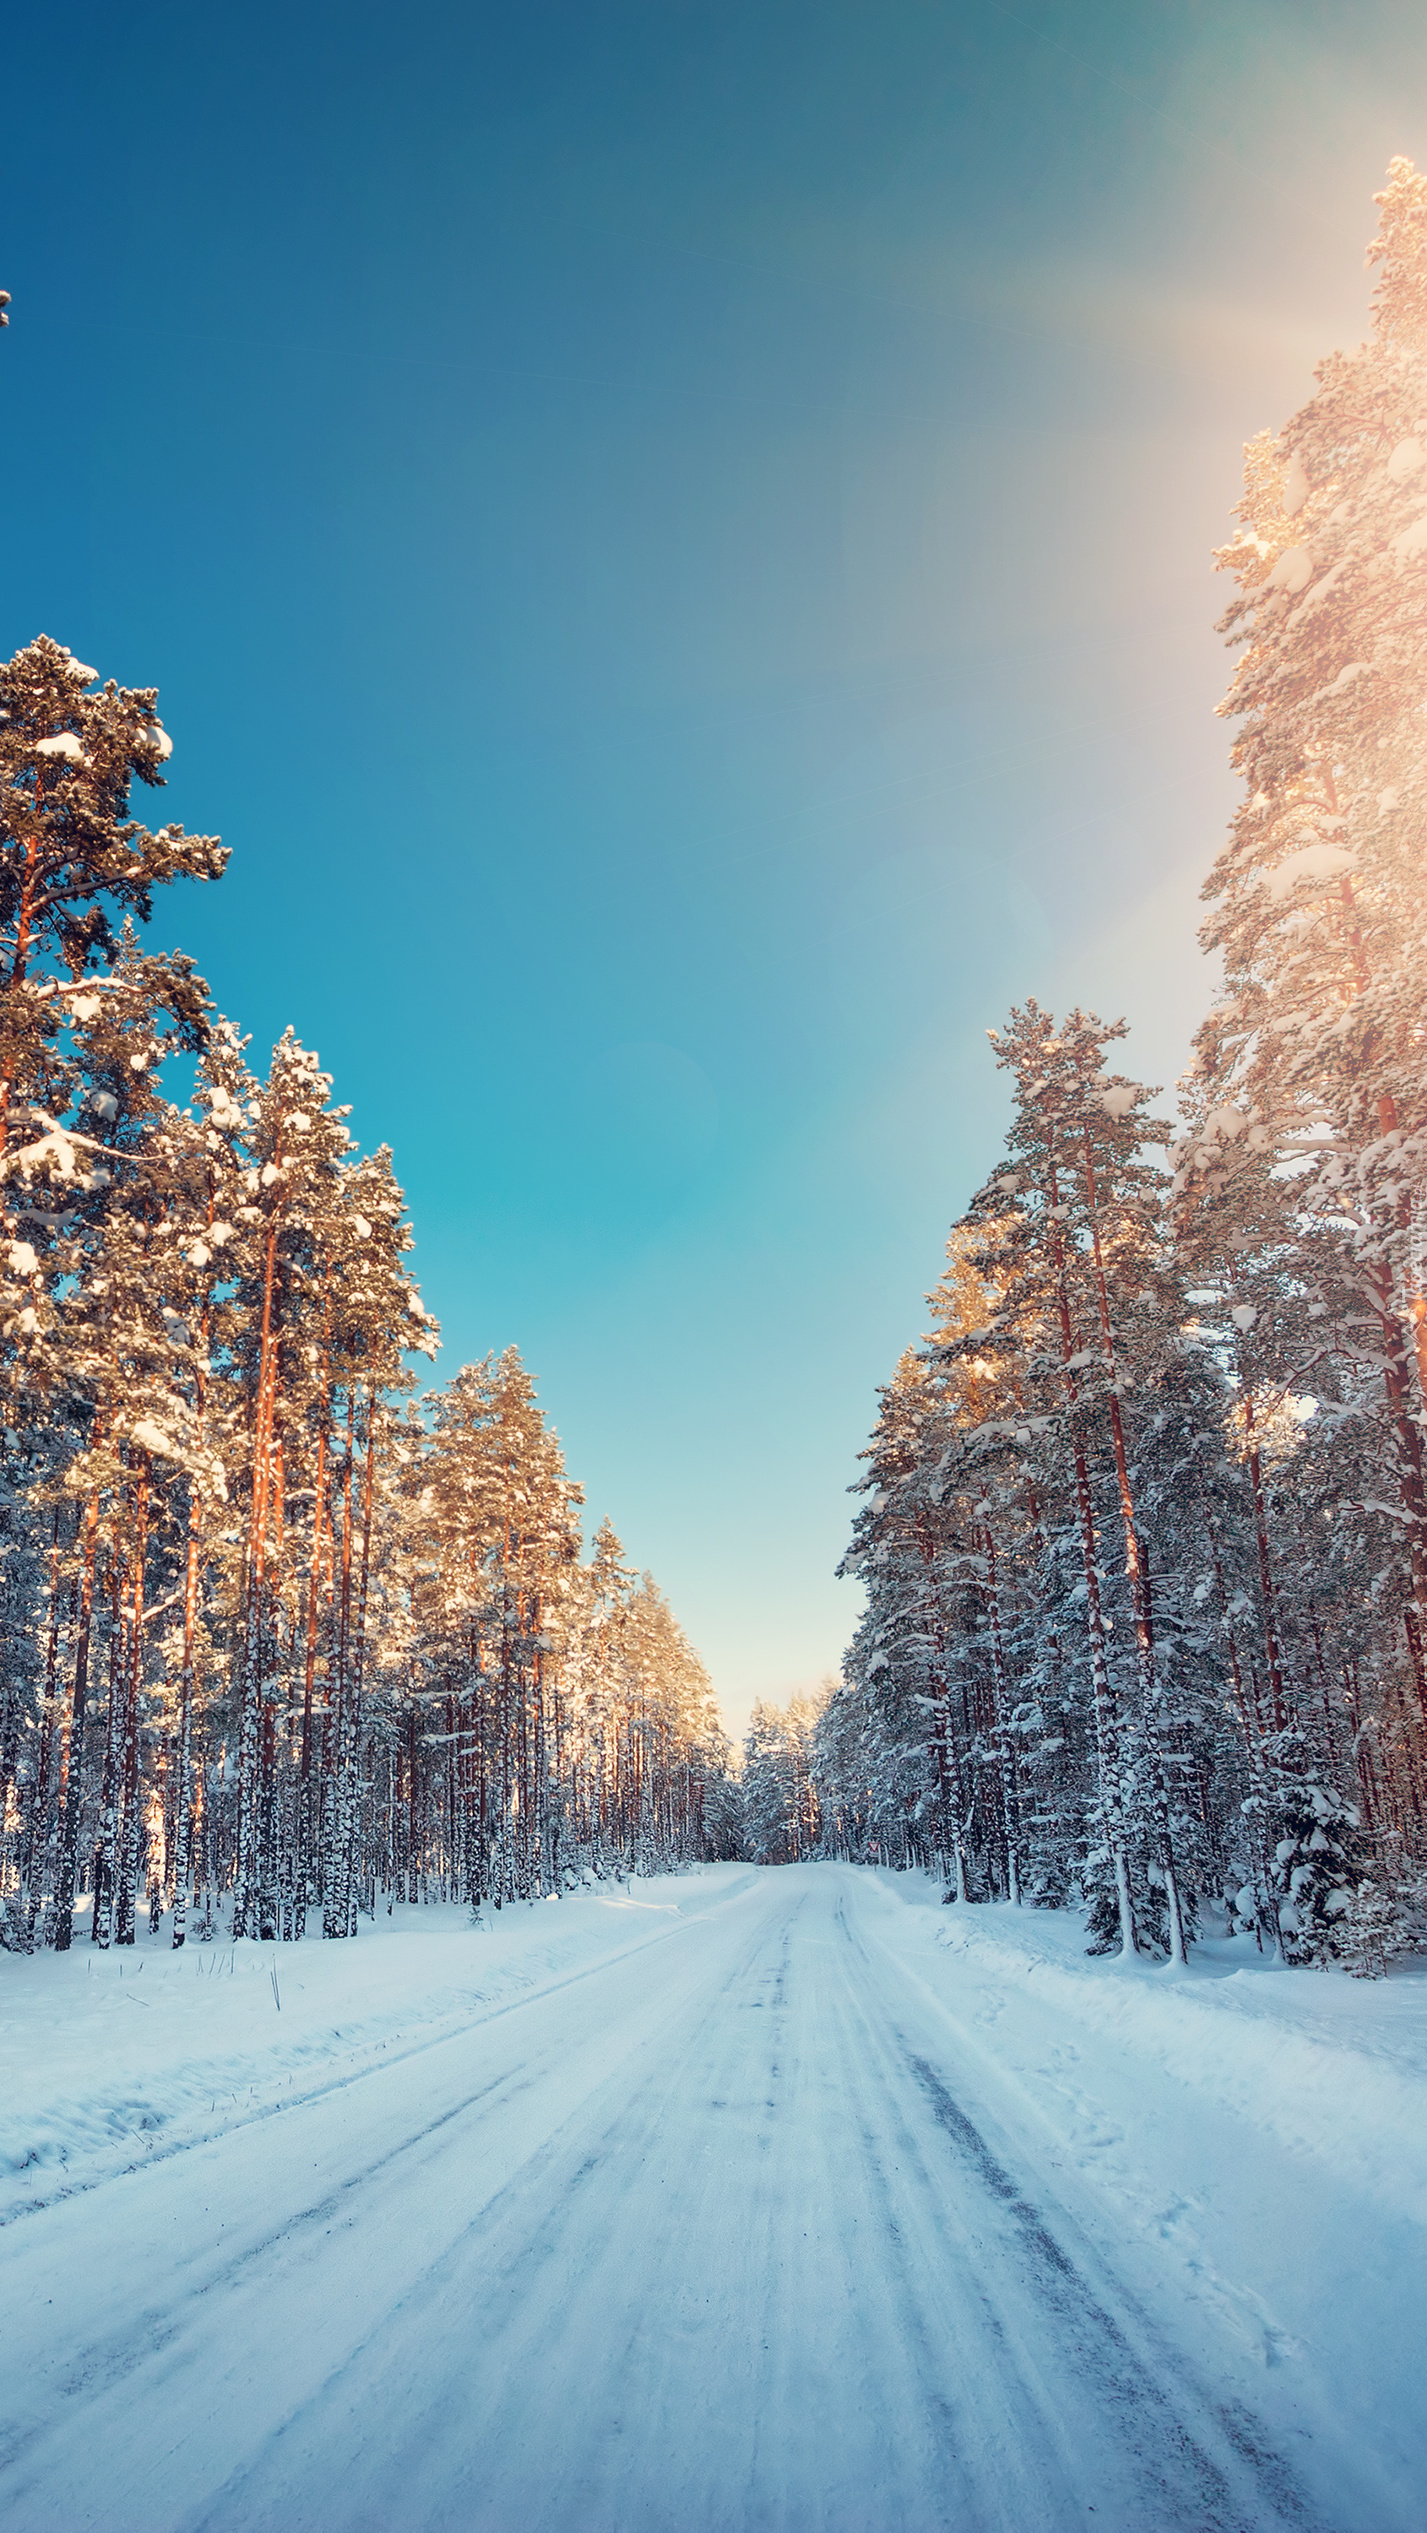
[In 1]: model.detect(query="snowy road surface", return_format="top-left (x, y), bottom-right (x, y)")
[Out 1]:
top-left (3, 1865), bottom-right (1422, 2531)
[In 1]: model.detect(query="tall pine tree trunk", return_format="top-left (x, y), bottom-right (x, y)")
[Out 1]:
top-left (1078, 1119), bottom-right (1186, 1965)
top-left (979, 1522), bottom-right (1022, 1905)
top-left (54, 1483), bottom-right (101, 1952)
top-left (1045, 1178), bottom-right (1136, 1956)
top-left (342, 1390), bottom-right (378, 1934)
top-left (324, 1391), bottom-right (357, 1936)
top-left (171, 1470), bottom-right (204, 1950)
top-left (115, 1462), bottom-right (149, 1946)
top-left (93, 1557), bottom-right (126, 1949)
top-left (235, 1202), bottom-right (282, 1937)
top-left (297, 1289), bottom-right (332, 1935)
top-left (20, 1508), bottom-right (65, 1946)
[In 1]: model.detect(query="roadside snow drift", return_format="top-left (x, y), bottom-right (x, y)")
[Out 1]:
top-left (3, 1865), bottom-right (1424, 2532)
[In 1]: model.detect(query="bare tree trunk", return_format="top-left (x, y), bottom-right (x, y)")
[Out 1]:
top-left (54, 1483), bottom-right (101, 1951)
top-left (341, 1390), bottom-right (378, 1935)
top-left (235, 1198), bottom-right (283, 1938)
top-left (20, 1507), bottom-right (65, 1945)
top-left (1078, 1116), bottom-right (1186, 1964)
top-left (979, 1522), bottom-right (1021, 1904)
top-left (324, 1391), bottom-right (357, 1935)
top-left (1045, 1165), bottom-right (1135, 1957)
top-left (93, 1556), bottom-right (125, 1949)
top-left (172, 1478), bottom-right (203, 1950)
top-left (115, 1462), bottom-right (149, 1946)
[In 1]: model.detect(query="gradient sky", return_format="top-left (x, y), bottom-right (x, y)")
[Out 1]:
top-left (4, 1), bottom-right (1425, 1736)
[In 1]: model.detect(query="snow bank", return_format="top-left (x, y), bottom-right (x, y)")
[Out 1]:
top-left (870, 1874), bottom-right (1427, 2217)
top-left (3, 1865), bottom-right (1423, 2529)
top-left (0, 1870), bottom-right (751, 2227)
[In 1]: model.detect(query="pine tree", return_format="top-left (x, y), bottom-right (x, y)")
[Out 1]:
top-left (0, 638), bottom-right (721, 1958)
top-left (1202, 157), bottom-right (1427, 1713)
top-left (0, 636), bottom-right (222, 1169)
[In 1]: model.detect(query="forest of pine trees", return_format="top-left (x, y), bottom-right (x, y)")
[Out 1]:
top-left (817, 162), bottom-right (1427, 1973)
top-left (738, 1691), bottom-right (828, 1865)
top-left (0, 639), bottom-right (734, 1955)
top-left (11, 161), bottom-right (1427, 1981)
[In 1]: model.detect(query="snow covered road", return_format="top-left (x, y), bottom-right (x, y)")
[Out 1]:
top-left (2, 1865), bottom-right (1420, 2531)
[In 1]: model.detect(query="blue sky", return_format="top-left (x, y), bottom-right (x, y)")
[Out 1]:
top-left (5, 1), bottom-right (1425, 1734)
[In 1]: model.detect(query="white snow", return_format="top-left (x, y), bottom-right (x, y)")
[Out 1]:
top-left (7, 1241), bottom-right (38, 1276)
top-left (1263, 841), bottom-right (1355, 901)
top-left (1391, 508), bottom-right (1427, 562)
top-left (2, 1864), bottom-right (1423, 2531)
top-left (10, 1124), bottom-right (81, 1182)
top-left (129, 1419), bottom-right (176, 1459)
top-left (1202, 1102), bottom-right (1247, 1140)
top-left (33, 732), bottom-right (84, 761)
top-left (1387, 436), bottom-right (1425, 482)
top-left (1290, 556), bottom-right (1344, 617)
top-left (1268, 544), bottom-right (1313, 594)
top-left (1279, 450), bottom-right (1309, 514)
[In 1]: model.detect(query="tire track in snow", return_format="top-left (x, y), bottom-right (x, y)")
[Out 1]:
top-left (832, 1887), bottom-right (1324, 2531)
top-left (0, 1870), bottom-right (1347, 2532)
top-left (183, 1885), bottom-right (802, 2533)
top-left (0, 1882), bottom-right (759, 2235)
top-left (0, 2057), bottom-right (545, 2486)
top-left (905, 2050), bottom-right (1315, 2531)
top-left (1, 1889), bottom-right (780, 2521)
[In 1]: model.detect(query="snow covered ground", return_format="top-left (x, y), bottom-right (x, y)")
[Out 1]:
top-left (2, 1864), bottom-right (1424, 2531)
